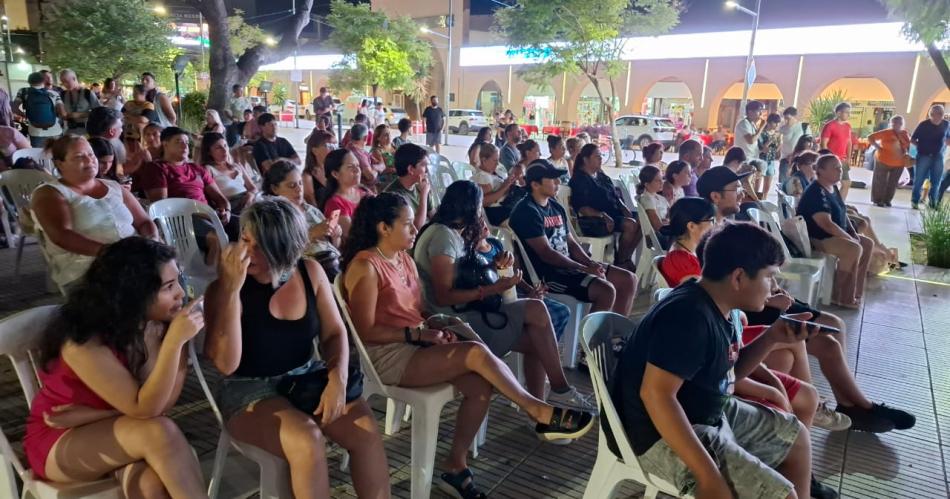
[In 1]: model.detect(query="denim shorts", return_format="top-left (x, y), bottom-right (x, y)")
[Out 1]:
top-left (638, 396), bottom-right (800, 499)
top-left (217, 359), bottom-right (331, 421)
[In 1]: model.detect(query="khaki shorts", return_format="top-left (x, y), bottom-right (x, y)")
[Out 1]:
top-left (366, 342), bottom-right (420, 385)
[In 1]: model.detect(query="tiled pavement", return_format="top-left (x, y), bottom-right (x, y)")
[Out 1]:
top-left (2, 165), bottom-right (950, 497)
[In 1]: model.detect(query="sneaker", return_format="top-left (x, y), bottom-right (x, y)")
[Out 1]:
top-left (869, 402), bottom-right (916, 430)
top-left (813, 401), bottom-right (851, 431)
top-left (912, 202), bottom-right (919, 210)
top-left (535, 407), bottom-right (595, 441)
top-left (835, 404), bottom-right (895, 433)
top-left (811, 475), bottom-right (838, 499)
top-left (547, 386), bottom-right (597, 413)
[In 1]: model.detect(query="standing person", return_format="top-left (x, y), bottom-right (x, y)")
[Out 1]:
top-left (98, 78), bottom-right (124, 112)
top-left (0, 88), bottom-right (31, 166)
top-left (499, 123), bottom-right (522, 171)
top-left (13, 72), bottom-right (65, 147)
top-left (23, 237), bottom-right (208, 498)
top-left (121, 84), bottom-right (158, 127)
top-left (312, 86), bottom-right (336, 123)
top-left (422, 96), bottom-right (445, 153)
top-left (382, 143), bottom-right (433, 230)
top-left (141, 72), bottom-right (177, 126)
top-left (371, 102), bottom-right (386, 129)
top-left (757, 113), bottom-right (783, 199)
top-left (734, 100), bottom-right (765, 164)
top-left (59, 69), bottom-right (99, 136)
top-left (226, 84), bottom-right (250, 126)
top-left (40, 70), bottom-right (64, 97)
top-left (911, 104), bottom-right (950, 208)
top-left (867, 116), bottom-right (912, 207)
top-left (779, 107), bottom-right (804, 185)
top-left (393, 118), bottom-right (413, 148)
top-left (820, 102), bottom-right (853, 201)
top-left (251, 113), bottom-right (301, 173)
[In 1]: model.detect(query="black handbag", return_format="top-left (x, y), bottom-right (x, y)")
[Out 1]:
top-left (577, 215), bottom-right (612, 237)
top-left (453, 252), bottom-right (509, 329)
top-left (276, 363), bottom-right (364, 414)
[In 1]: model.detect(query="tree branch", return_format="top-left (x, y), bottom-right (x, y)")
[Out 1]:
top-left (925, 41), bottom-right (950, 91)
top-left (235, 0), bottom-right (314, 81)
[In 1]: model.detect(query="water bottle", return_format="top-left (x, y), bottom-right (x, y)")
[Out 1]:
top-left (497, 265), bottom-right (518, 303)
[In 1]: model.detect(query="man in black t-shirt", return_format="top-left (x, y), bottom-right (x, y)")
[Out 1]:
top-left (252, 113), bottom-right (300, 173)
top-left (610, 222), bottom-right (817, 499)
top-left (509, 160), bottom-right (637, 316)
top-left (422, 95), bottom-right (445, 153)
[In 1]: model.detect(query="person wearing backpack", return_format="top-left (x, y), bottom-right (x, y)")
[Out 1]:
top-left (59, 69), bottom-right (99, 136)
top-left (13, 72), bottom-right (65, 147)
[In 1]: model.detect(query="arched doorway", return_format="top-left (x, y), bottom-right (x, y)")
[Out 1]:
top-left (523, 84), bottom-right (556, 129)
top-left (577, 82), bottom-right (620, 126)
top-left (643, 79), bottom-right (694, 128)
top-left (817, 78), bottom-right (896, 137)
top-left (475, 80), bottom-right (504, 117)
top-left (717, 80), bottom-right (784, 129)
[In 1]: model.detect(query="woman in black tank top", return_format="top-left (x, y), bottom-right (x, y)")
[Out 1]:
top-left (204, 198), bottom-right (391, 498)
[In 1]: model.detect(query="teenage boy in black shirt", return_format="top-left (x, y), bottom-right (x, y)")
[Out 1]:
top-left (610, 222), bottom-right (819, 499)
top-left (252, 113), bottom-right (300, 173)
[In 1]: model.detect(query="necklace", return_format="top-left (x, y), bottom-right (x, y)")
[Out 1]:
top-left (376, 247), bottom-right (409, 287)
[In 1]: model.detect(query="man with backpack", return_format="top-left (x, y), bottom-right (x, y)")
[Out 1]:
top-left (59, 69), bottom-right (100, 136)
top-left (13, 72), bottom-right (65, 147)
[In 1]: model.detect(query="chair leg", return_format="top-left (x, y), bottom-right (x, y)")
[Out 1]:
top-left (409, 402), bottom-right (443, 499)
top-left (583, 449), bottom-right (621, 499)
top-left (470, 413), bottom-right (489, 458)
top-left (559, 304), bottom-right (583, 368)
top-left (339, 449), bottom-right (350, 472)
top-left (207, 431), bottom-right (232, 499)
top-left (14, 234), bottom-right (26, 277)
top-left (385, 399), bottom-right (406, 435)
top-left (257, 457), bottom-right (293, 499)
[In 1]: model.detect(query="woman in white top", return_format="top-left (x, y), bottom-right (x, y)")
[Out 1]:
top-left (662, 160), bottom-right (691, 204)
top-left (99, 78), bottom-right (125, 112)
top-left (641, 142), bottom-right (665, 168)
top-left (636, 164), bottom-right (671, 249)
top-left (472, 143), bottom-right (523, 226)
top-left (200, 132), bottom-right (256, 213)
top-left (31, 136), bottom-right (157, 291)
top-left (547, 134), bottom-right (569, 170)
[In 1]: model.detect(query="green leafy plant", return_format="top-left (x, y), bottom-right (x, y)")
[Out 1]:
top-left (806, 89), bottom-right (848, 135)
top-left (271, 82), bottom-right (288, 108)
top-left (180, 90), bottom-right (208, 133)
top-left (921, 202), bottom-right (950, 268)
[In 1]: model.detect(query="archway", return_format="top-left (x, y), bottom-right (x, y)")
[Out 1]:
top-left (475, 80), bottom-right (504, 117)
top-left (817, 77), bottom-right (896, 136)
top-left (523, 83), bottom-right (557, 128)
top-left (577, 81), bottom-right (620, 126)
top-left (717, 80), bottom-right (784, 129)
top-left (642, 79), bottom-right (694, 128)
top-left (923, 87), bottom-right (950, 122)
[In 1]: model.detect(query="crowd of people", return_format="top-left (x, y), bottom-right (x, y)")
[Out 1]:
top-left (1, 66), bottom-right (943, 499)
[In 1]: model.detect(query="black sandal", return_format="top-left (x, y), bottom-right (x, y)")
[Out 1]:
top-left (535, 406), bottom-right (594, 441)
top-left (438, 467), bottom-right (487, 499)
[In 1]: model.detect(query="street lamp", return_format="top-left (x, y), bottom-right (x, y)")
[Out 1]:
top-left (0, 16), bottom-right (11, 96)
top-left (421, 13), bottom-right (453, 147)
top-left (152, 5), bottom-right (168, 16)
top-left (264, 35), bottom-right (278, 47)
top-left (726, 0), bottom-right (761, 118)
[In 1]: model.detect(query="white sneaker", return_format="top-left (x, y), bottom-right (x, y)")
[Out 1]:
top-left (547, 386), bottom-right (598, 414)
top-left (814, 400), bottom-right (852, 431)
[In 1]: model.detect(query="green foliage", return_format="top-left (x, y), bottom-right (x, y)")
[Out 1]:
top-left (326, 0), bottom-right (433, 94)
top-left (180, 90), bottom-right (208, 133)
top-left (43, 0), bottom-right (176, 83)
top-left (806, 89), bottom-right (848, 135)
top-left (880, 0), bottom-right (949, 48)
top-left (271, 82), bottom-right (288, 107)
top-left (921, 201), bottom-right (950, 268)
top-left (227, 10), bottom-right (268, 57)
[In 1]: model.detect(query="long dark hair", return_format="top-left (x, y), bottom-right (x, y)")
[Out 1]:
top-left (792, 134), bottom-right (816, 157)
top-left (305, 130), bottom-right (333, 176)
top-left (318, 148), bottom-right (351, 210)
top-left (636, 165), bottom-right (661, 195)
top-left (341, 192), bottom-right (409, 270)
top-left (199, 132), bottom-right (226, 165)
top-left (262, 159), bottom-right (298, 195)
top-left (40, 237), bottom-right (177, 379)
top-left (664, 160), bottom-right (690, 183)
top-left (573, 143), bottom-right (600, 174)
top-left (423, 180), bottom-right (484, 253)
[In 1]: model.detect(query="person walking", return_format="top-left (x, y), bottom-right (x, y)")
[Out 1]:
top-left (910, 104), bottom-right (950, 209)
top-left (867, 116), bottom-right (911, 207)
top-left (13, 72), bottom-right (64, 147)
top-left (422, 95), bottom-right (445, 153)
top-left (59, 69), bottom-right (99, 136)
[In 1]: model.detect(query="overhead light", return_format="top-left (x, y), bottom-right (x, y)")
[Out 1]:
top-left (0, 16), bottom-right (7, 22)
top-left (725, 1), bottom-right (738, 7)
top-left (153, 5), bottom-right (167, 16)
top-left (264, 35), bottom-right (277, 46)
top-left (420, 26), bottom-right (430, 33)
top-left (14, 46), bottom-right (23, 54)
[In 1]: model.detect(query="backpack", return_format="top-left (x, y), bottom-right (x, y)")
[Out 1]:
top-left (24, 88), bottom-right (57, 129)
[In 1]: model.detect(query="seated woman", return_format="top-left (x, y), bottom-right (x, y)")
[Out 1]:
top-left (204, 198), bottom-right (390, 499)
top-left (569, 144), bottom-right (642, 271)
top-left (467, 127), bottom-right (493, 168)
top-left (342, 193), bottom-right (594, 498)
top-left (303, 130), bottom-right (334, 206)
top-left (783, 151), bottom-right (819, 200)
top-left (24, 237), bottom-right (207, 497)
top-left (657, 197), bottom-right (717, 286)
top-left (320, 148), bottom-right (372, 239)
top-left (264, 160), bottom-right (343, 281)
top-left (661, 159), bottom-right (690, 204)
top-left (201, 132), bottom-right (257, 215)
top-left (88, 136), bottom-right (119, 182)
top-left (472, 143), bottom-right (524, 226)
top-left (414, 181), bottom-right (594, 408)
top-left (31, 136), bottom-right (157, 292)
top-left (370, 124), bottom-right (396, 186)
top-left (796, 154), bottom-right (874, 308)
top-left (547, 134), bottom-right (569, 170)
top-left (641, 141), bottom-right (664, 168)
top-left (635, 165), bottom-right (671, 249)
top-left (515, 139), bottom-right (541, 171)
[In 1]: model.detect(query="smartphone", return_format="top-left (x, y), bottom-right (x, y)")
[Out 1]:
top-left (780, 315), bottom-right (840, 334)
top-left (328, 209), bottom-right (341, 229)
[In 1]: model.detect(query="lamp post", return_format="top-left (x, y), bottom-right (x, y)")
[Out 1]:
top-left (1, 16), bottom-right (11, 96)
top-left (421, 10), bottom-right (452, 146)
top-left (726, 0), bottom-right (761, 118)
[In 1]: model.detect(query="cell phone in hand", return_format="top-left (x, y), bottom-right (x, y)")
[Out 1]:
top-left (779, 315), bottom-right (840, 334)
top-left (328, 209), bottom-right (341, 229)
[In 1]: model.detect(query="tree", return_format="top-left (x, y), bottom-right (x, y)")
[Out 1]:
top-left (42, 0), bottom-right (175, 83)
top-left (183, 0), bottom-right (314, 114)
top-left (880, 0), bottom-right (950, 90)
top-left (495, 0), bottom-right (680, 166)
top-left (404, 75), bottom-right (432, 120)
top-left (326, 0), bottom-right (432, 103)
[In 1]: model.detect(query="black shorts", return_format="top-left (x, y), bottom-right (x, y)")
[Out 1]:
top-left (539, 269), bottom-right (596, 302)
top-left (744, 299), bottom-right (821, 326)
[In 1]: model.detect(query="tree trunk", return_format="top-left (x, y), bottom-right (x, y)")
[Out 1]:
top-left (587, 75), bottom-right (624, 168)
top-left (190, 0), bottom-right (315, 114)
top-left (926, 42), bottom-right (950, 91)
top-left (372, 84), bottom-right (378, 104)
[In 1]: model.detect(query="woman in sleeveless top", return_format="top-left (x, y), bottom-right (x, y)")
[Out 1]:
top-left (204, 198), bottom-right (390, 499)
top-left (23, 237), bottom-right (207, 497)
top-left (200, 131), bottom-right (256, 213)
top-left (31, 136), bottom-right (157, 291)
top-left (342, 193), bottom-right (594, 499)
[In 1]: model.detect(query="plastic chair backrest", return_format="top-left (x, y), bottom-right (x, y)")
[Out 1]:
top-left (747, 207), bottom-right (793, 261)
top-left (611, 176), bottom-right (635, 209)
top-left (0, 169), bottom-right (56, 212)
top-left (510, 230), bottom-right (542, 286)
top-left (652, 255), bottom-right (668, 286)
top-left (451, 161), bottom-right (474, 181)
top-left (553, 185), bottom-right (587, 239)
top-left (148, 198), bottom-right (228, 282)
top-left (332, 275), bottom-right (388, 392)
top-left (634, 196), bottom-right (663, 252)
top-left (11, 148), bottom-right (54, 174)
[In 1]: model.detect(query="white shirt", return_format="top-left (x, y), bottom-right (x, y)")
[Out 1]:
top-left (780, 120), bottom-right (804, 159)
top-left (638, 191), bottom-right (670, 222)
top-left (372, 108), bottom-right (387, 128)
top-left (734, 118), bottom-right (759, 160)
top-left (472, 168), bottom-right (508, 207)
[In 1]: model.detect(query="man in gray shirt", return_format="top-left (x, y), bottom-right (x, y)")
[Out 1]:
top-left (499, 123), bottom-right (522, 171)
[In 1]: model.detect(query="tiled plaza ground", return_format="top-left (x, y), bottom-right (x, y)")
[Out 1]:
top-left (1, 135), bottom-right (949, 497)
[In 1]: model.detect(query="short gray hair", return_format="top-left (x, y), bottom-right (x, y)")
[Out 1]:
top-left (240, 197), bottom-right (309, 286)
top-left (350, 123), bottom-right (368, 141)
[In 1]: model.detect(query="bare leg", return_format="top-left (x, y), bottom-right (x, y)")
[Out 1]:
top-left (806, 333), bottom-right (871, 409)
top-left (440, 373), bottom-right (492, 473)
top-left (761, 174), bottom-right (774, 201)
top-left (118, 462), bottom-right (168, 499)
top-left (510, 299), bottom-right (569, 393)
top-left (44, 416), bottom-right (206, 499)
top-left (615, 218), bottom-right (641, 266)
top-left (320, 400), bottom-right (391, 499)
top-left (586, 278), bottom-right (616, 313)
top-left (519, 352), bottom-right (547, 398)
top-left (777, 422), bottom-right (811, 499)
top-left (605, 265), bottom-right (637, 315)
top-left (790, 381), bottom-right (818, 428)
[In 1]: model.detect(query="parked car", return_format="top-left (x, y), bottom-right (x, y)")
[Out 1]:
top-left (613, 114), bottom-right (677, 148)
top-left (386, 107), bottom-right (408, 126)
top-left (447, 109), bottom-right (488, 135)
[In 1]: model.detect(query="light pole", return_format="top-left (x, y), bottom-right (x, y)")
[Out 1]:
top-left (726, 0), bottom-right (761, 118)
top-left (1, 16), bottom-right (11, 96)
top-left (421, 9), bottom-right (452, 146)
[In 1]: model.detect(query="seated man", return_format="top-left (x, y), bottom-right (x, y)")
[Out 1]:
top-left (382, 143), bottom-right (434, 230)
top-left (610, 222), bottom-right (817, 499)
top-left (509, 159), bottom-right (637, 315)
top-left (252, 112), bottom-right (301, 173)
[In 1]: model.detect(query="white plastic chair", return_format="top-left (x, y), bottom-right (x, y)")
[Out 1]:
top-left (332, 276), bottom-right (458, 499)
top-left (148, 199), bottom-right (229, 296)
top-left (747, 207), bottom-right (824, 307)
top-left (781, 215), bottom-right (838, 306)
top-left (775, 191), bottom-right (796, 222)
top-left (555, 185), bottom-right (615, 264)
top-left (0, 170), bottom-right (57, 277)
top-left (579, 312), bottom-right (690, 499)
top-left (0, 305), bottom-right (124, 499)
top-left (633, 197), bottom-right (666, 297)
top-left (11, 148), bottom-right (55, 175)
top-left (451, 161), bottom-right (474, 181)
top-left (652, 255), bottom-right (669, 290)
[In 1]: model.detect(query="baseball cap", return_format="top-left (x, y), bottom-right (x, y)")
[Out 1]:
top-left (524, 159), bottom-right (567, 184)
top-left (696, 166), bottom-right (752, 199)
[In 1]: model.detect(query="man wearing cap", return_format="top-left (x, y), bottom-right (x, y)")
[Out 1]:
top-left (697, 166), bottom-right (752, 223)
top-left (509, 160), bottom-right (638, 316)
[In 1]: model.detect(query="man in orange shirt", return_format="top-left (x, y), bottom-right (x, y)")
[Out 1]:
top-left (867, 116), bottom-right (911, 207)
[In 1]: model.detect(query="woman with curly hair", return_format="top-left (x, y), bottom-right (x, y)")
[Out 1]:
top-left (24, 237), bottom-right (207, 498)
